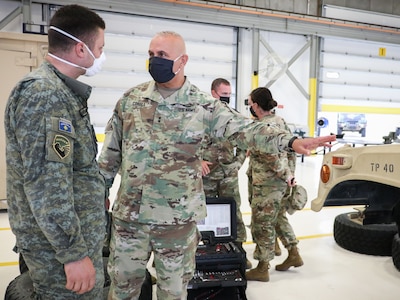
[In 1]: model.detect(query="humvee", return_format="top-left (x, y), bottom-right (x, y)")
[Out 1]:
top-left (311, 143), bottom-right (400, 269)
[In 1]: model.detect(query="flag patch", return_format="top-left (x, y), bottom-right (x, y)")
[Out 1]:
top-left (59, 119), bottom-right (72, 133)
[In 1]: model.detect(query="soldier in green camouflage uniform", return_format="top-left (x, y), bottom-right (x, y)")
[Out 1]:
top-left (98, 31), bottom-right (335, 300)
top-left (245, 87), bottom-right (303, 282)
top-left (4, 5), bottom-right (107, 299)
top-left (201, 78), bottom-right (249, 267)
top-left (274, 137), bottom-right (304, 272)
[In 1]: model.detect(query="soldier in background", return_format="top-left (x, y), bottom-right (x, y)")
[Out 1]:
top-left (98, 31), bottom-right (335, 299)
top-left (4, 5), bottom-right (107, 299)
top-left (201, 78), bottom-right (251, 269)
top-left (245, 87), bottom-right (303, 282)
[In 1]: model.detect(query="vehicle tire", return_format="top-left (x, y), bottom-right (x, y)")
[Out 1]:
top-left (333, 212), bottom-right (397, 256)
top-left (360, 127), bottom-right (366, 137)
top-left (393, 201), bottom-right (400, 232)
top-left (392, 234), bottom-right (400, 271)
top-left (5, 257), bottom-right (153, 300)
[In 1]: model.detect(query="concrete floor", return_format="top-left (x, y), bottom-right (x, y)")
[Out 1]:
top-left (1, 152), bottom-right (400, 299)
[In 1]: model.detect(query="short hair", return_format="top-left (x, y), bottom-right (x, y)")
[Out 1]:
top-left (250, 87), bottom-right (277, 111)
top-left (154, 31), bottom-right (186, 54)
top-left (211, 78), bottom-right (230, 92)
top-left (156, 31), bottom-right (183, 40)
top-left (48, 4), bottom-right (105, 53)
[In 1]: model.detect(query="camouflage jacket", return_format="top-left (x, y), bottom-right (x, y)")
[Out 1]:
top-left (4, 62), bottom-right (105, 264)
top-left (98, 78), bottom-right (294, 225)
top-left (248, 114), bottom-right (295, 186)
top-left (202, 131), bottom-right (246, 180)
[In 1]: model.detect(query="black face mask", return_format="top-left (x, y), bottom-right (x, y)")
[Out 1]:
top-left (148, 56), bottom-right (181, 83)
top-left (219, 96), bottom-right (230, 104)
top-left (250, 106), bottom-right (257, 118)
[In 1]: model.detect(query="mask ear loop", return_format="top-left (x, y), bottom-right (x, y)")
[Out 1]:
top-left (49, 26), bottom-right (95, 60)
top-left (173, 54), bottom-right (184, 75)
top-left (49, 26), bottom-right (82, 43)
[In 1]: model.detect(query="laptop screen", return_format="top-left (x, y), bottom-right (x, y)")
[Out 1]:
top-left (197, 197), bottom-right (237, 241)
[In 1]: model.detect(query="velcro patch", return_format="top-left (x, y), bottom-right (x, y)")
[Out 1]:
top-left (52, 135), bottom-right (71, 159)
top-left (59, 118), bottom-right (72, 133)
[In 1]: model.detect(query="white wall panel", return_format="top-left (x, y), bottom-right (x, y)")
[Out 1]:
top-left (324, 5), bottom-right (400, 28)
top-left (320, 36), bottom-right (400, 106)
top-left (319, 35), bottom-right (400, 138)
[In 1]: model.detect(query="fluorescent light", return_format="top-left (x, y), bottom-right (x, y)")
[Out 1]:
top-left (326, 71), bottom-right (340, 79)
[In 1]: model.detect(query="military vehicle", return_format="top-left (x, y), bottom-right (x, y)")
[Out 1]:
top-left (311, 143), bottom-right (400, 269)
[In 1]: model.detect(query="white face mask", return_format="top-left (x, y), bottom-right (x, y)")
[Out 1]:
top-left (48, 26), bottom-right (106, 77)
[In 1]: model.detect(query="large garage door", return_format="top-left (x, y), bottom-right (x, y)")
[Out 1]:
top-left (318, 36), bottom-right (400, 139)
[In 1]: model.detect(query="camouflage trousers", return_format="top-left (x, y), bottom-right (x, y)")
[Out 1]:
top-left (107, 217), bottom-right (200, 300)
top-left (276, 187), bottom-right (299, 249)
top-left (250, 185), bottom-right (298, 262)
top-left (203, 174), bottom-right (247, 243)
top-left (21, 246), bottom-right (104, 299)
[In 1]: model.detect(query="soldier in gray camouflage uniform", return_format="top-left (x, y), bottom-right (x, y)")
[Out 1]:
top-left (245, 87), bottom-right (303, 282)
top-left (201, 78), bottom-right (251, 268)
top-left (98, 31), bottom-right (335, 300)
top-left (4, 5), bottom-right (107, 299)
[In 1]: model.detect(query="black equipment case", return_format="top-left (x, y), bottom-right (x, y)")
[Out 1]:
top-left (187, 197), bottom-right (248, 300)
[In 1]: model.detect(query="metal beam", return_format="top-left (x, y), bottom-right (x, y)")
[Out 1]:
top-left (0, 5), bottom-right (22, 30)
top-left (23, 0), bottom-right (400, 45)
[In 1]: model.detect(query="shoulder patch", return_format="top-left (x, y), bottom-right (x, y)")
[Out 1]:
top-left (58, 118), bottom-right (72, 133)
top-left (52, 134), bottom-right (71, 159)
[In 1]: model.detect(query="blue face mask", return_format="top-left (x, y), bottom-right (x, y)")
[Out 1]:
top-left (148, 55), bottom-right (182, 83)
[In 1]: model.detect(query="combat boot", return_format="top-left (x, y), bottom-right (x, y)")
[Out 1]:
top-left (245, 261), bottom-right (270, 282)
top-left (274, 237), bottom-right (282, 256)
top-left (246, 258), bottom-right (252, 269)
top-left (275, 246), bottom-right (304, 271)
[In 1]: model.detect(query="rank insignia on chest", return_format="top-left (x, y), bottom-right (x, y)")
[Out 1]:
top-left (52, 135), bottom-right (71, 159)
top-left (59, 119), bottom-right (72, 133)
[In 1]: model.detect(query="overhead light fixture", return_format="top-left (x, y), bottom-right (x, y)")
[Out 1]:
top-left (326, 71), bottom-right (340, 79)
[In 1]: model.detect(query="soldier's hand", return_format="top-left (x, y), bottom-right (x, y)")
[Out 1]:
top-left (65, 256), bottom-right (96, 294)
top-left (201, 160), bottom-right (213, 176)
top-left (286, 175), bottom-right (296, 187)
top-left (292, 135), bottom-right (336, 155)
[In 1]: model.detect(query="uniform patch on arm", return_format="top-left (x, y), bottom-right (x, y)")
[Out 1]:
top-left (58, 118), bottom-right (72, 133)
top-left (46, 117), bottom-right (75, 163)
top-left (52, 135), bottom-right (71, 159)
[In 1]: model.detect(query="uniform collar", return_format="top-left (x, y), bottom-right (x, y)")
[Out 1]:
top-left (45, 61), bottom-right (92, 100)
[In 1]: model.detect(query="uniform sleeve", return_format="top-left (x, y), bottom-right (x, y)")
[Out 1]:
top-left (210, 101), bottom-right (293, 154)
top-left (282, 117), bottom-right (297, 173)
top-left (98, 102), bottom-right (123, 191)
top-left (13, 81), bottom-right (88, 264)
top-left (234, 147), bottom-right (247, 166)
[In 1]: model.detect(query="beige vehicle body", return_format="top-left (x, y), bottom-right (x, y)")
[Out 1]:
top-left (312, 143), bottom-right (400, 225)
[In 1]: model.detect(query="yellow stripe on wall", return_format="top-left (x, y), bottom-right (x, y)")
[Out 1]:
top-left (308, 78), bottom-right (317, 137)
top-left (0, 261), bottom-right (18, 267)
top-left (96, 134), bottom-right (105, 143)
top-left (252, 73), bottom-right (259, 90)
top-left (321, 104), bottom-right (400, 114)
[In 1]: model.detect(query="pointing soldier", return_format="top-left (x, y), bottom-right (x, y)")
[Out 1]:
top-left (98, 31), bottom-right (335, 299)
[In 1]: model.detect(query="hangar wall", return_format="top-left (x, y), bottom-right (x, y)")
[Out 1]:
top-left (1, 0), bottom-right (400, 138)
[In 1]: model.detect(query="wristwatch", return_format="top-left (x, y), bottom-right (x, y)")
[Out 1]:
top-left (287, 136), bottom-right (298, 152)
